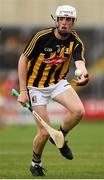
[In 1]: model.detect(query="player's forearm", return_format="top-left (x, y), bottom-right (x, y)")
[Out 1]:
top-left (18, 54), bottom-right (28, 92)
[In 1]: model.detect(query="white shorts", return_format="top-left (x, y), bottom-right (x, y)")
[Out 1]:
top-left (28, 79), bottom-right (71, 106)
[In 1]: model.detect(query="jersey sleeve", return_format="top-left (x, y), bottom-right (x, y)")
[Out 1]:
top-left (23, 33), bottom-right (41, 60)
top-left (73, 38), bottom-right (85, 62)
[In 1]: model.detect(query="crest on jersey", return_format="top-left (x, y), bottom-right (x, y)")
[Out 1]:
top-left (32, 95), bottom-right (37, 103)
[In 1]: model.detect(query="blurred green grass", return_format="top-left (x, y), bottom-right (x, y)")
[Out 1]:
top-left (0, 121), bottom-right (104, 179)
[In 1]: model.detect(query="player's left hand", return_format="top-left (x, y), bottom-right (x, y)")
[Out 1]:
top-left (73, 74), bottom-right (90, 86)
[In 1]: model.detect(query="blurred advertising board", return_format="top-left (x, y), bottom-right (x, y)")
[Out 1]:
top-left (0, 99), bottom-right (104, 126)
top-left (83, 99), bottom-right (104, 120)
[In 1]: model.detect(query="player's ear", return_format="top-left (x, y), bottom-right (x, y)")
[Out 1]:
top-left (55, 20), bottom-right (58, 28)
top-left (72, 18), bottom-right (77, 26)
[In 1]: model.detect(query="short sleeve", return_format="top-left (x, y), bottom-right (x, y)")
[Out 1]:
top-left (23, 34), bottom-right (41, 60)
top-left (73, 42), bottom-right (85, 62)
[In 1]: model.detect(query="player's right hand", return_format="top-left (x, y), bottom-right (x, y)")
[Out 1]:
top-left (73, 74), bottom-right (90, 86)
top-left (17, 92), bottom-right (29, 106)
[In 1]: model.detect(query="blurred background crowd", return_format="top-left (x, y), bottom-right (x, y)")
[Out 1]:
top-left (0, 0), bottom-right (104, 127)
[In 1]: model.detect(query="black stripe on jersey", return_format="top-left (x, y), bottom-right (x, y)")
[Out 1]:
top-left (54, 63), bottom-right (64, 83)
top-left (33, 62), bottom-right (47, 87)
top-left (44, 65), bottom-right (56, 87)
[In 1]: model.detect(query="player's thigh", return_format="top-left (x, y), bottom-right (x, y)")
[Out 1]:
top-left (53, 87), bottom-right (84, 112)
top-left (32, 105), bottom-right (50, 129)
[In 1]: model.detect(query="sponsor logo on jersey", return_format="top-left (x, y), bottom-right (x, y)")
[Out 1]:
top-left (43, 56), bottom-right (67, 65)
top-left (44, 47), bottom-right (53, 52)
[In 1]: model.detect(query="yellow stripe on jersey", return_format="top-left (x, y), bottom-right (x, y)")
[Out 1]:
top-left (74, 43), bottom-right (79, 50)
top-left (24, 28), bottom-right (52, 57)
top-left (69, 41), bottom-right (74, 54)
top-left (27, 61), bottom-right (31, 70)
top-left (38, 64), bottom-right (53, 87)
top-left (60, 47), bottom-right (65, 56)
top-left (27, 53), bottom-right (45, 86)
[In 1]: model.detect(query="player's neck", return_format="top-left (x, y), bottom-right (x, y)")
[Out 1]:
top-left (54, 28), bottom-right (70, 40)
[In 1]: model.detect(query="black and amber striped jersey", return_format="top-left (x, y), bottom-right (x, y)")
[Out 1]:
top-left (23, 28), bottom-right (85, 88)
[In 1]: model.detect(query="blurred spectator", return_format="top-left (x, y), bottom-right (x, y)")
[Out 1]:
top-left (0, 74), bottom-right (6, 128)
top-left (4, 35), bottom-right (20, 54)
top-left (2, 35), bottom-right (21, 69)
top-left (0, 96), bottom-right (5, 128)
top-left (0, 70), bottom-right (19, 127)
top-left (3, 70), bottom-right (18, 100)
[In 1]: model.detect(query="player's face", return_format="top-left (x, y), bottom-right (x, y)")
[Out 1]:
top-left (56, 17), bottom-right (74, 37)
